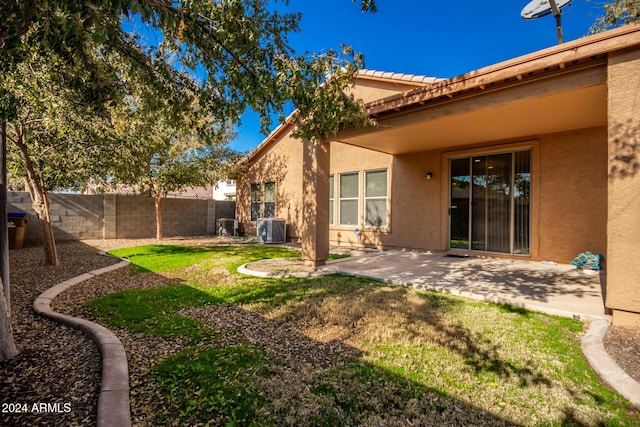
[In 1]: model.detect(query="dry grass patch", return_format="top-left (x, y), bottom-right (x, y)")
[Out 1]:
top-left (85, 245), bottom-right (638, 426)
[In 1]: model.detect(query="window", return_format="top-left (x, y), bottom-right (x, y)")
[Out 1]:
top-left (339, 172), bottom-right (359, 226)
top-left (365, 169), bottom-right (388, 227)
top-left (329, 175), bottom-right (335, 225)
top-left (250, 183), bottom-right (261, 221)
top-left (250, 182), bottom-right (276, 221)
top-left (263, 182), bottom-right (276, 218)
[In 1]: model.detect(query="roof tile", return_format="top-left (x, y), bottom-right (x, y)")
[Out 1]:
top-left (358, 69), bottom-right (441, 85)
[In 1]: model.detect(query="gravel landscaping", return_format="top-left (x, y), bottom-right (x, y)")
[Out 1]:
top-left (0, 238), bottom-right (638, 426)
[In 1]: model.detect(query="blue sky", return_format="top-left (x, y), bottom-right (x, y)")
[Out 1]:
top-left (231, 0), bottom-right (609, 152)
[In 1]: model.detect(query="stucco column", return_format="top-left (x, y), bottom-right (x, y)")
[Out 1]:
top-left (606, 48), bottom-right (640, 328)
top-left (301, 138), bottom-right (330, 267)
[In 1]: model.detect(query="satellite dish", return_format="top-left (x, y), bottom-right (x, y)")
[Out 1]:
top-left (521, 0), bottom-right (572, 20)
top-left (521, 0), bottom-right (572, 44)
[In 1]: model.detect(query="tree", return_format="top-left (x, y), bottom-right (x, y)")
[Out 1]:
top-left (1, 0), bottom-right (376, 265)
top-left (102, 75), bottom-right (239, 239)
top-left (1, 0), bottom-right (375, 139)
top-left (0, 278), bottom-right (17, 361)
top-left (0, 0), bottom-right (378, 362)
top-left (2, 45), bottom-right (120, 266)
top-left (591, 0), bottom-right (640, 32)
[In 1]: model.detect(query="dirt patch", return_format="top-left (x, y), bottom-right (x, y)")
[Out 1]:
top-left (181, 305), bottom-right (359, 369)
top-left (245, 257), bottom-right (316, 274)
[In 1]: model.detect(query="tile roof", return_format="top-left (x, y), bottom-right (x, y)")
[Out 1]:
top-left (358, 69), bottom-right (441, 85)
top-left (243, 69), bottom-right (442, 164)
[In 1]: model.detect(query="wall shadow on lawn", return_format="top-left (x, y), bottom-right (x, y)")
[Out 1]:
top-left (85, 244), bottom-right (633, 426)
top-left (160, 283), bottom-right (522, 426)
top-left (268, 278), bottom-right (555, 387)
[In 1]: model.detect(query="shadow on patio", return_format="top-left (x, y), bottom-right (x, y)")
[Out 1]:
top-left (323, 250), bottom-right (608, 319)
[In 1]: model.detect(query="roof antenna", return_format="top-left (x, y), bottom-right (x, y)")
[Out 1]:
top-left (521, 0), bottom-right (573, 44)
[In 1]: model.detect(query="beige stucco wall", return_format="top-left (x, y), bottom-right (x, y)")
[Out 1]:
top-left (538, 127), bottom-right (608, 262)
top-left (348, 78), bottom-right (423, 104)
top-left (606, 47), bottom-right (640, 327)
top-left (237, 127), bottom-right (304, 238)
top-left (240, 126), bottom-right (608, 266)
top-left (331, 128), bottom-right (607, 262)
top-left (238, 28), bottom-right (640, 326)
top-left (238, 77), bottom-right (422, 240)
top-left (329, 148), bottom-right (443, 250)
top-left (329, 143), bottom-right (394, 247)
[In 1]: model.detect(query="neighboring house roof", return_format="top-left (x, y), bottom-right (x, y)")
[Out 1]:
top-left (83, 182), bottom-right (214, 199)
top-left (168, 186), bottom-right (214, 199)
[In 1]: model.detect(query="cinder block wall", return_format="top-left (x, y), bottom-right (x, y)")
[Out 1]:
top-left (8, 192), bottom-right (104, 243)
top-left (7, 192), bottom-right (235, 245)
top-left (114, 196), bottom-right (158, 238)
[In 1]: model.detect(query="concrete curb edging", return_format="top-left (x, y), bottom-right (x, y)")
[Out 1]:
top-left (33, 257), bottom-right (132, 427)
top-left (237, 262), bottom-right (336, 278)
top-left (582, 318), bottom-right (640, 410)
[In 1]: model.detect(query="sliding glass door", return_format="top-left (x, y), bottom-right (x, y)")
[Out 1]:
top-left (449, 150), bottom-right (530, 255)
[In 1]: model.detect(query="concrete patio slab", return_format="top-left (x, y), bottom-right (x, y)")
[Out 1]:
top-left (322, 250), bottom-right (608, 320)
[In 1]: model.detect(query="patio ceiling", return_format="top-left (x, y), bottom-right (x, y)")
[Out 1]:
top-left (335, 62), bottom-right (608, 156)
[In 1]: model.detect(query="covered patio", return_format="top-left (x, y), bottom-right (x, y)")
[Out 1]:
top-left (322, 250), bottom-right (608, 319)
top-left (239, 25), bottom-right (640, 327)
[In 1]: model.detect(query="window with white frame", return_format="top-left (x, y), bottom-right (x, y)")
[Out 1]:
top-left (365, 169), bottom-right (388, 227)
top-left (263, 182), bottom-right (276, 218)
top-left (339, 172), bottom-right (359, 226)
top-left (250, 183), bottom-right (261, 221)
top-left (250, 182), bottom-right (276, 220)
top-left (329, 175), bottom-right (335, 225)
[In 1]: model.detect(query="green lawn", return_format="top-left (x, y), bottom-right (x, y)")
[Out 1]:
top-left (88, 245), bottom-right (639, 426)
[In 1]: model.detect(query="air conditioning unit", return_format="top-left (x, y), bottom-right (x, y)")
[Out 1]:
top-left (217, 218), bottom-right (238, 236)
top-left (256, 218), bottom-right (286, 243)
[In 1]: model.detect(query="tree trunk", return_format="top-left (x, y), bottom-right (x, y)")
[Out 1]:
top-left (0, 278), bottom-right (18, 361)
top-left (13, 128), bottom-right (59, 265)
top-left (154, 196), bottom-right (163, 240)
top-left (29, 191), bottom-right (58, 266)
